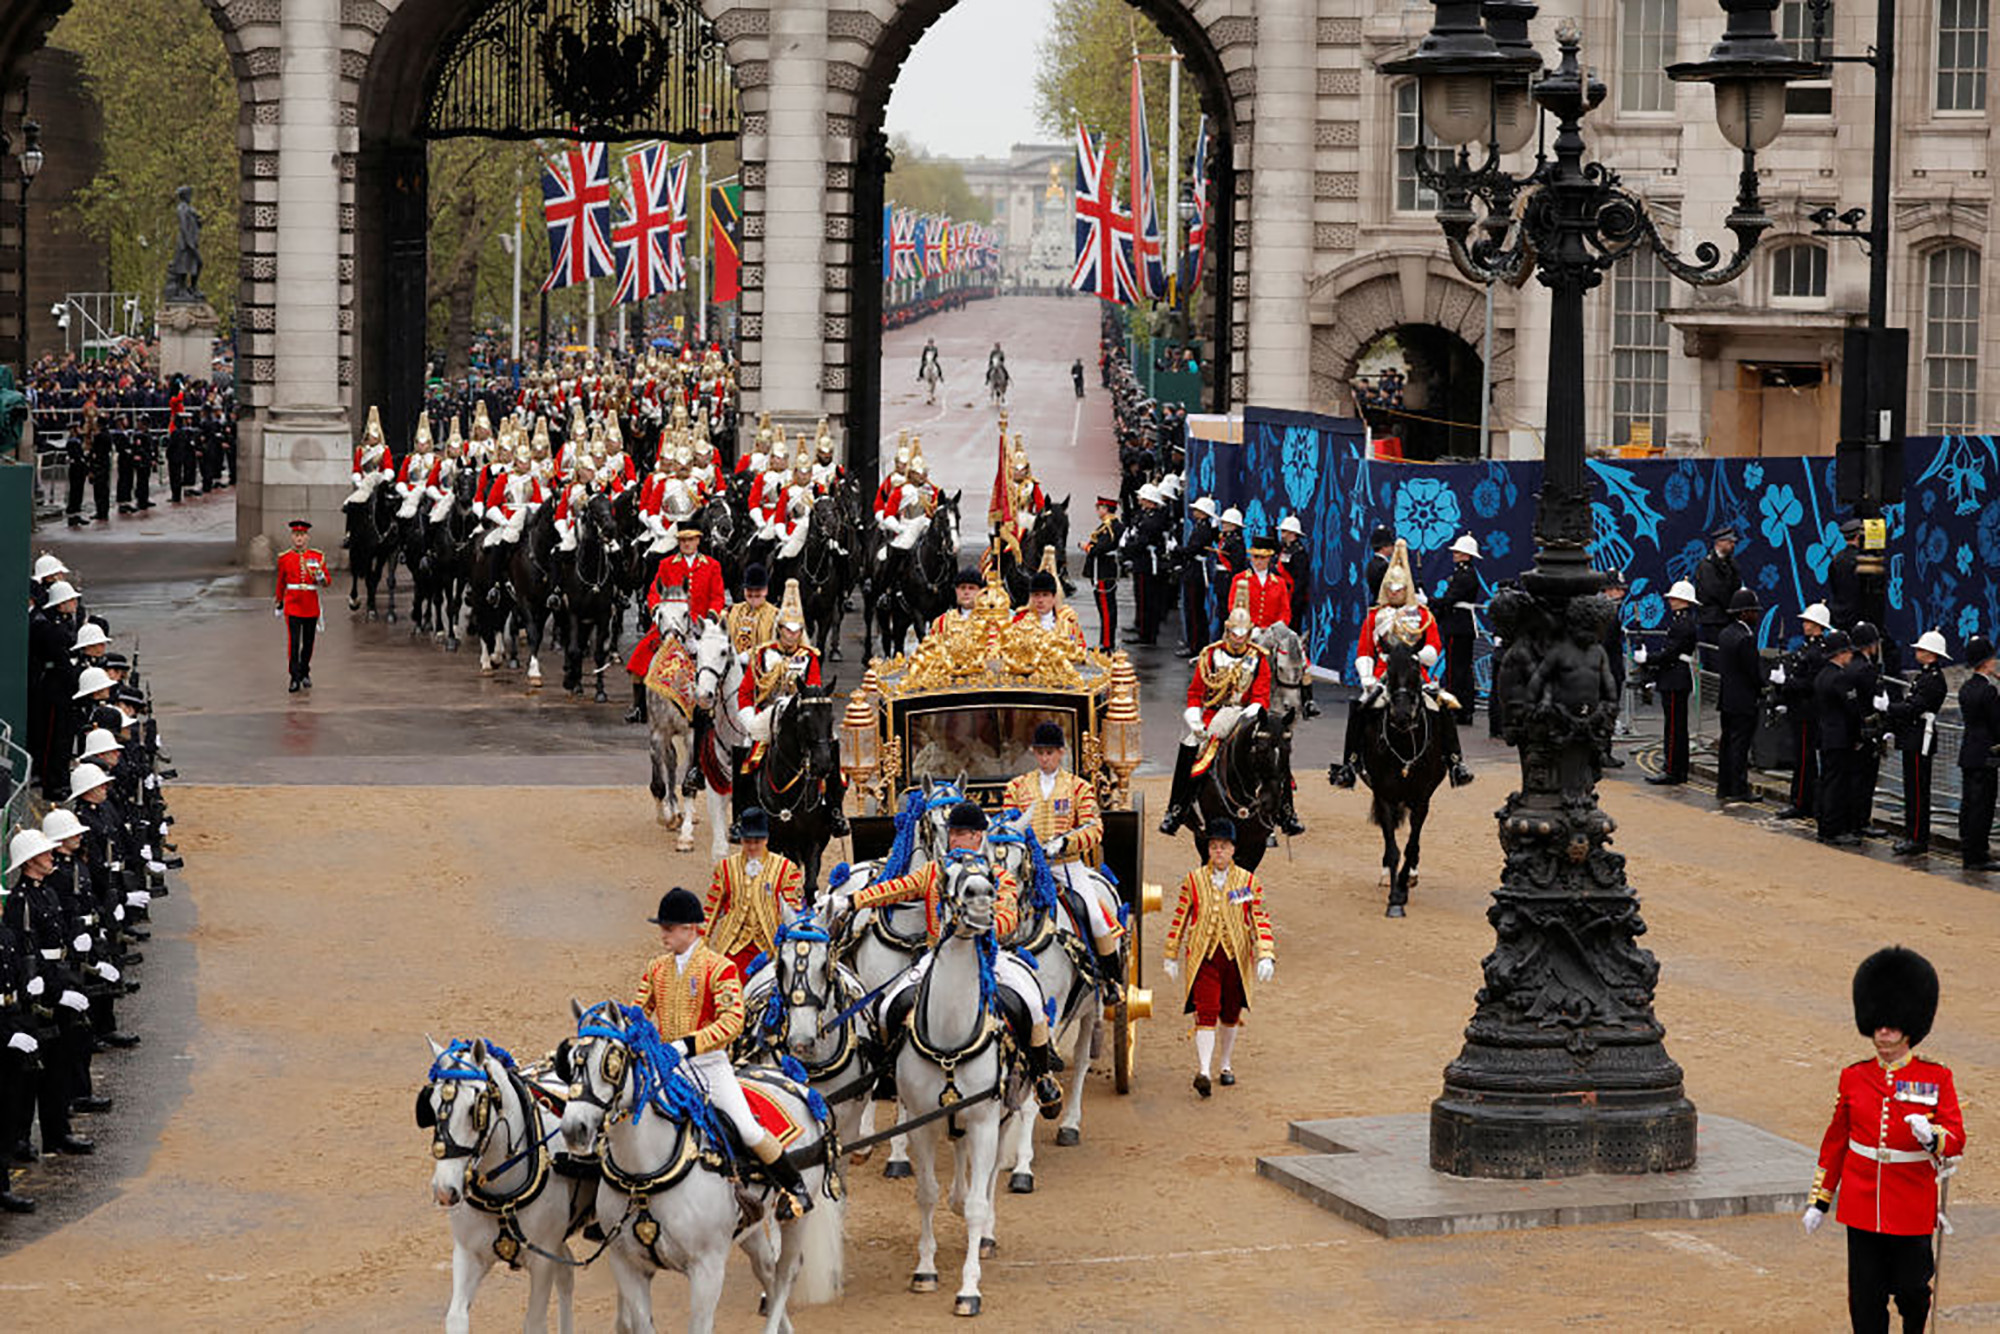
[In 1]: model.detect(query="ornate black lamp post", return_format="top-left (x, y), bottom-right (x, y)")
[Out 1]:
top-left (14, 119), bottom-right (41, 384)
top-left (1383, 0), bottom-right (1816, 1177)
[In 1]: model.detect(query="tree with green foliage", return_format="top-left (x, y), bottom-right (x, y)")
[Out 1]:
top-left (1033, 0), bottom-right (1203, 196)
top-left (885, 137), bottom-right (992, 222)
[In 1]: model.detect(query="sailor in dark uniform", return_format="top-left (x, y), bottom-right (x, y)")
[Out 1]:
top-left (1814, 630), bottom-right (1862, 845)
top-left (1642, 579), bottom-right (1699, 785)
top-left (1887, 629), bottom-right (1950, 857)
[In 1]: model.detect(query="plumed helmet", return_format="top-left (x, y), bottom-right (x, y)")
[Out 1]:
top-left (1852, 946), bottom-right (1940, 1046)
top-left (1376, 539), bottom-right (1415, 606)
top-left (1225, 576), bottom-right (1253, 639)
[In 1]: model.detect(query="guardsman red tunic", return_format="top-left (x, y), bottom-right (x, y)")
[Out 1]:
top-left (1812, 1054), bottom-right (1964, 1235)
top-left (624, 548), bottom-right (727, 677)
top-left (1356, 602), bottom-right (1442, 681)
top-left (703, 851), bottom-right (806, 976)
top-left (1186, 641), bottom-right (1271, 726)
top-left (636, 943), bottom-right (744, 1056)
top-left (1228, 567), bottom-right (1296, 630)
top-left (274, 546), bottom-right (330, 618)
top-left (737, 638), bottom-right (823, 719)
top-left (848, 859), bottom-right (1020, 944)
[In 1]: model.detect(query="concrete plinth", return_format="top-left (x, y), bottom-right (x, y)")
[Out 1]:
top-left (235, 402), bottom-right (351, 570)
top-left (1257, 1114), bottom-right (1814, 1238)
top-left (156, 301), bottom-right (220, 382)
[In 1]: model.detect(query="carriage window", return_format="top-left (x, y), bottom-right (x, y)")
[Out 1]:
top-left (905, 707), bottom-right (1077, 788)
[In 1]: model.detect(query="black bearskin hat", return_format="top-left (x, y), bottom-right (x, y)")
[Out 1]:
top-left (1852, 946), bottom-right (1939, 1047)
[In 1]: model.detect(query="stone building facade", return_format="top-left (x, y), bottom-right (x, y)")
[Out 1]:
top-left (944, 142), bottom-right (1070, 283)
top-left (0, 0), bottom-right (1992, 559)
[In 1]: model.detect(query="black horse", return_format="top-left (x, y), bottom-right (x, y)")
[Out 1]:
top-left (428, 469), bottom-right (482, 652)
top-left (868, 488), bottom-right (960, 657)
top-left (795, 496), bottom-right (853, 660)
top-left (999, 498), bottom-right (1073, 603)
top-left (345, 484), bottom-right (401, 621)
top-left (557, 490), bottom-right (619, 702)
top-left (504, 504), bottom-right (561, 687)
top-left (1344, 639), bottom-right (1450, 917)
top-left (1184, 704), bottom-right (1296, 873)
top-left (755, 683), bottom-right (844, 895)
top-left (398, 495), bottom-right (440, 639)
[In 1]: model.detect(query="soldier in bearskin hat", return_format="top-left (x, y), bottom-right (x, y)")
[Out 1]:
top-left (1804, 946), bottom-right (1963, 1333)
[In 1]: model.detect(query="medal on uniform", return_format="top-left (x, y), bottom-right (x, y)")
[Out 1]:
top-left (1894, 1079), bottom-right (1939, 1105)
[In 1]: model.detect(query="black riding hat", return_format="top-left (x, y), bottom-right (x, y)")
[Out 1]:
top-left (1031, 721), bottom-right (1065, 749)
top-left (647, 887), bottom-right (704, 926)
top-left (1202, 817), bottom-right (1237, 848)
top-left (955, 566), bottom-right (983, 588)
top-left (1821, 629), bottom-right (1853, 654)
top-left (738, 806), bottom-right (770, 841)
top-left (947, 800), bottom-right (988, 833)
top-left (1728, 588), bottom-right (1760, 613)
top-left (1853, 946), bottom-right (1939, 1046)
top-left (1029, 570), bottom-right (1058, 595)
top-left (1369, 524), bottom-right (1395, 550)
top-left (1965, 635), bottom-right (1996, 667)
top-left (1850, 620), bottom-right (1881, 648)
top-left (743, 563), bottom-right (768, 590)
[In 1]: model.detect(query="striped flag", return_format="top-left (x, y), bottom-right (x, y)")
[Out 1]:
top-left (709, 182), bottom-right (741, 302)
top-left (611, 145), bottom-right (688, 304)
top-left (1128, 58), bottom-right (1167, 300)
top-left (1070, 123), bottom-right (1139, 305)
top-left (540, 142), bottom-right (614, 293)
top-left (1181, 115), bottom-right (1212, 300)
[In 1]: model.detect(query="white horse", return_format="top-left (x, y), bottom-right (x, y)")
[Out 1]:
top-left (890, 861), bottom-right (1030, 1317)
top-left (557, 1001), bottom-right (844, 1334)
top-left (919, 356), bottom-right (943, 405)
top-left (988, 833), bottom-right (1108, 1194)
top-left (644, 601), bottom-right (709, 852)
top-left (738, 917), bottom-right (878, 1153)
top-left (417, 1037), bottom-right (588, 1334)
top-left (1256, 621), bottom-right (1312, 721)
top-left (690, 619), bottom-right (747, 863)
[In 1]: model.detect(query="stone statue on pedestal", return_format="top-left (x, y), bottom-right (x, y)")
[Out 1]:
top-left (165, 185), bottom-right (204, 304)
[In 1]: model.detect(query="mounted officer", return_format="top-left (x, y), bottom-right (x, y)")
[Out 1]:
top-left (1161, 583), bottom-right (1271, 834)
top-left (734, 580), bottom-right (848, 839)
top-left (1330, 540), bottom-right (1473, 791)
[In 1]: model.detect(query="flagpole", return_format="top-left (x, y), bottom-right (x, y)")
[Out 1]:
top-left (697, 141), bottom-right (710, 345)
top-left (1165, 49), bottom-right (1180, 291)
top-left (511, 167), bottom-right (524, 366)
top-left (588, 280), bottom-right (598, 352)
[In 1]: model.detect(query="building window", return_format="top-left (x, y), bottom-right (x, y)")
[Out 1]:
top-left (1924, 245), bottom-right (1982, 432)
top-left (1771, 242), bottom-right (1829, 298)
top-left (1619, 0), bottom-right (1678, 113)
top-left (1938, 0), bottom-right (1990, 112)
top-left (1394, 82), bottom-right (1450, 213)
top-left (1611, 248), bottom-right (1672, 448)
top-left (1779, 0), bottom-right (1833, 114)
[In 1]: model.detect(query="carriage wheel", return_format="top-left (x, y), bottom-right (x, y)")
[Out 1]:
top-left (1113, 950), bottom-right (1138, 1095)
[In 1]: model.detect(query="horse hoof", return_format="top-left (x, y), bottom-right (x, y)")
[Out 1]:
top-left (1407, 873), bottom-right (1420, 888)
top-left (1007, 1172), bottom-right (1034, 1195)
top-left (365, 610), bottom-right (378, 622)
top-left (979, 1237), bottom-right (998, 1258)
top-left (1386, 904), bottom-right (1407, 918)
top-left (386, 611), bottom-right (398, 624)
top-left (347, 598), bottom-right (359, 612)
top-left (883, 1160), bottom-right (913, 1180)
top-left (910, 1272), bottom-right (938, 1294)
top-left (594, 689), bottom-right (608, 704)
top-left (953, 1295), bottom-right (981, 1317)
top-left (1055, 1127), bottom-right (1080, 1147)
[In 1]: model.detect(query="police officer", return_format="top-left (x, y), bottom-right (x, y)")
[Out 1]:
top-left (1362, 525), bottom-right (1395, 599)
top-left (1641, 579), bottom-right (1698, 785)
top-left (1957, 635), bottom-right (2000, 872)
top-left (1081, 494), bottom-right (1123, 651)
top-left (1887, 629), bottom-right (1950, 857)
top-left (1827, 517), bottom-right (1865, 630)
top-left (1438, 534), bottom-right (1482, 721)
top-left (1692, 525), bottom-right (1741, 666)
top-left (1774, 603), bottom-right (1832, 821)
top-left (1814, 630), bottom-right (1862, 846)
top-left (1715, 588), bottom-right (1762, 805)
top-left (1849, 622), bottom-right (1887, 837)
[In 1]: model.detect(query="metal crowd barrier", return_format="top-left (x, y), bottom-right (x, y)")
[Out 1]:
top-left (0, 721), bottom-right (35, 891)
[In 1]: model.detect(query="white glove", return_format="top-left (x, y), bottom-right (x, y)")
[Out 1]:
top-left (73, 932), bottom-right (93, 954)
top-left (1352, 655), bottom-right (1375, 682)
top-left (1255, 958), bottom-right (1275, 984)
top-left (126, 891), bottom-right (151, 908)
top-left (274, 606), bottom-right (284, 618)
top-left (1802, 1206), bottom-right (1824, 1236)
top-left (1162, 957), bottom-right (1179, 982)
top-left (1769, 665), bottom-right (1785, 685)
top-left (26, 976), bottom-right (44, 998)
top-left (1905, 1113), bottom-right (1937, 1148)
top-left (1241, 702), bottom-right (1264, 721)
top-left (93, 962), bottom-right (120, 983)
top-left (1874, 692), bottom-right (1890, 712)
top-left (113, 907), bottom-right (125, 923)
top-left (58, 990), bottom-right (89, 1012)
top-left (7, 1032), bottom-right (37, 1054)
top-left (1633, 646), bottom-right (1648, 664)
top-left (147, 861), bottom-right (167, 875)
top-left (1183, 706), bottom-right (1204, 733)
top-left (1043, 835), bottom-right (1066, 860)
top-left (141, 845), bottom-right (152, 860)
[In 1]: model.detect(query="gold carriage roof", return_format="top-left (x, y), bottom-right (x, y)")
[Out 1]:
top-left (870, 568), bottom-right (1117, 699)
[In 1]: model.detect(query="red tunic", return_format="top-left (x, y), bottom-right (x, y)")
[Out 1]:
top-left (624, 552), bottom-right (727, 676)
top-left (1356, 603), bottom-right (1442, 681)
top-left (1228, 568), bottom-right (1296, 630)
top-left (1812, 1054), bottom-right (1964, 1236)
top-left (1185, 643), bottom-right (1271, 725)
top-left (274, 548), bottom-right (330, 619)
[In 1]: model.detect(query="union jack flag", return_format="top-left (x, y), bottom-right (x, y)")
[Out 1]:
top-left (1181, 115), bottom-right (1212, 300)
top-left (540, 141), bottom-right (614, 293)
top-left (891, 209), bottom-right (917, 280)
top-left (926, 214), bottom-right (949, 276)
top-left (1070, 123), bottom-right (1139, 305)
top-left (1128, 60), bottom-right (1167, 301)
top-left (612, 145), bottom-right (689, 304)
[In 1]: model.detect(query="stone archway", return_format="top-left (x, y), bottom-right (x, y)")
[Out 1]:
top-left (1307, 250), bottom-right (1516, 457)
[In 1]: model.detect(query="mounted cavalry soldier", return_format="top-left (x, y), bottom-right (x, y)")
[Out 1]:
top-left (1330, 539), bottom-right (1473, 791)
top-left (1804, 946), bottom-right (1963, 1333)
top-left (1160, 581), bottom-right (1271, 835)
top-left (826, 800), bottom-right (1066, 1118)
top-left (1001, 720), bottom-right (1125, 991)
top-left (1081, 495), bottom-right (1122, 650)
top-left (342, 404), bottom-right (395, 542)
top-left (635, 887), bottom-right (815, 1219)
top-left (1013, 549), bottom-right (1085, 648)
top-left (702, 807), bottom-right (805, 978)
top-left (392, 412), bottom-right (440, 520)
top-left (735, 580), bottom-right (848, 838)
top-left (1162, 818), bottom-right (1275, 1098)
top-left (625, 522), bottom-right (728, 724)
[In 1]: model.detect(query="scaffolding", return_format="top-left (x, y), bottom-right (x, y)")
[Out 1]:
top-left (57, 291), bottom-right (145, 360)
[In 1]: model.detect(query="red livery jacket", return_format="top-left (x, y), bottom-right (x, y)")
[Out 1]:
top-left (648, 551), bottom-right (726, 622)
top-left (1812, 1054), bottom-right (1964, 1236)
top-left (274, 547), bottom-right (330, 618)
top-left (1228, 568), bottom-right (1296, 630)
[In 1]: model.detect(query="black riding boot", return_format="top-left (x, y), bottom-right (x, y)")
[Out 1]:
top-left (1302, 679), bottom-right (1320, 718)
top-left (728, 751), bottom-right (748, 842)
top-left (1025, 1041), bottom-right (1065, 1119)
top-left (624, 681), bottom-right (648, 725)
top-left (757, 1143), bottom-right (815, 1219)
top-left (1329, 700), bottom-right (1367, 788)
top-left (681, 711), bottom-right (709, 794)
top-left (825, 769), bottom-right (850, 838)
top-left (1441, 705), bottom-right (1473, 787)
top-left (1094, 945), bottom-right (1125, 1005)
top-left (1158, 743), bottom-right (1199, 834)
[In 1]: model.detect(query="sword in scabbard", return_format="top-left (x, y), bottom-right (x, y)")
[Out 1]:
top-left (1933, 1156), bottom-right (1959, 1321)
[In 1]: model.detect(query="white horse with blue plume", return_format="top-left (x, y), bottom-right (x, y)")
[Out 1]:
top-left (556, 1000), bottom-right (844, 1334)
top-left (416, 1036), bottom-right (590, 1334)
top-left (738, 912), bottom-right (880, 1154)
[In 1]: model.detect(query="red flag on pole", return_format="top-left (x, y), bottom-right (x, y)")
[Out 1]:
top-left (987, 418), bottom-right (1015, 531)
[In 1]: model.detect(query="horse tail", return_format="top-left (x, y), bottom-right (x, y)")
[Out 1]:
top-left (789, 1186), bottom-right (846, 1305)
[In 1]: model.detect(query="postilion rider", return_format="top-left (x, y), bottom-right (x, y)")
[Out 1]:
top-left (825, 801), bottom-right (1066, 1117)
top-left (1329, 538), bottom-right (1474, 790)
top-left (1162, 817), bottom-right (1275, 1098)
top-left (635, 887), bottom-right (816, 1218)
top-left (1001, 720), bottom-right (1125, 996)
top-left (701, 805), bottom-right (804, 978)
top-left (274, 519), bottom-right (331, 693)
top-left (1803, 946), bottom-right (1964, 1334)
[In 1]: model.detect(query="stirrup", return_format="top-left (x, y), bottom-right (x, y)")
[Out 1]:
top-left (1449, 760), bottom-right (1474, 788)
top-left (1328, 761), bottom-right (1356, 789)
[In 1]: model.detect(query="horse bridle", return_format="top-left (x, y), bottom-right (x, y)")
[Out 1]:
top-left (426, 1055), bottom-right (505, 1162)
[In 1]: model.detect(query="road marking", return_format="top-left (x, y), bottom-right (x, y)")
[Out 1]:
top-left (997, 1237), bottom-right (1348, 1268)
top-left (1068, 393), bottom-right (1084, 454)
top-left (1645, 1230), bottom-right (1767, 1275)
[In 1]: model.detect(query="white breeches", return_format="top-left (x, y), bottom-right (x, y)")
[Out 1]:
top-left (880, 949), bottom-right (1047, 1028)
top-left (683, 1050), bottom-right (766, 1147)
top-left (742, 705), bottom-right (773, 743)
top-left (556, 517), bottom-right (576, 551)
top-left (1050, 862), bottom-right (1123, 948)
top-left (427, 492), bottom-right (454, 523)
top-left (1182, 703), bottom-right (1245, 748)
